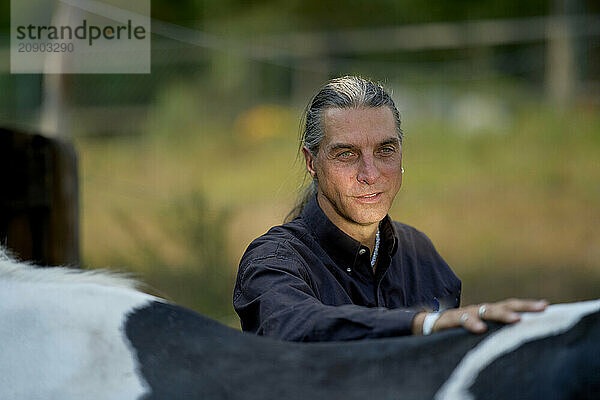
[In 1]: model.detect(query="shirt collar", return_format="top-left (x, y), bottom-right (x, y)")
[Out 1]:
top-left (300, 195), bottom-right (398, 268)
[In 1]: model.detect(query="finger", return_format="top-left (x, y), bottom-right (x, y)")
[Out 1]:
top-left (458, 312), bottom-right (487, 334)
top-left (477, 304), bottom-right (488, 319)
top-left (480, 300), bottom-right (548, 324)
top-left (488, 308), bottom-right (522, 324)
top-left (477, 303), bottom-right (521, 324)
top-left (502, 298), bottom-right (548, 312)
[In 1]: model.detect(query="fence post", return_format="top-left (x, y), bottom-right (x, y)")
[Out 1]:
top-left (0, 127), bottom-right (79, 266)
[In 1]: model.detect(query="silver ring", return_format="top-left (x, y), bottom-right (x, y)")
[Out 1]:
top-left (478, 305), bottom-right (487, 319)
top-left (459, 313), bottom-right (469, 326)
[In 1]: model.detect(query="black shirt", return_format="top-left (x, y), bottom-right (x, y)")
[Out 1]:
top-left (233, 195), bottom-right (461, 341)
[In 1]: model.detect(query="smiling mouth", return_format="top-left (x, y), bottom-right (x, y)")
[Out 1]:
top-left (357, 192), bottom-right (381, 199)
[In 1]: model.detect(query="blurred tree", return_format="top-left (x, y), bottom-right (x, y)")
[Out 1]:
top-left (0, 1), bottom-right (8, 33)
top-left (292, 0), bottom-right (550, 29)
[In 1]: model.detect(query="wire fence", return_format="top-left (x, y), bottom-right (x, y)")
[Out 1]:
top-left (0, 13), bottom-right (599, 137)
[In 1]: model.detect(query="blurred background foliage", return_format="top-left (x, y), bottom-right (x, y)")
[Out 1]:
top-left (1, 0), bottom-right (599, 327)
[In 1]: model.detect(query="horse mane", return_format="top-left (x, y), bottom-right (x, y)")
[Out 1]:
top-left (0, 247), bottom-right (141, 290)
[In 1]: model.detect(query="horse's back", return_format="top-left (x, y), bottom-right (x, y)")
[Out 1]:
top-left (0, 279), bottom-right (153, 400)
top-left (1, 255), bottom-right (599, 400)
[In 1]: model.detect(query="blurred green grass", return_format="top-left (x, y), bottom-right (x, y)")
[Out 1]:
top-left (75, 98), bottom-right (600, 328)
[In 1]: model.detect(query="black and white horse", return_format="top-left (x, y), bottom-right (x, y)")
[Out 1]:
top-left (1, 251), bottom-right (598, 400)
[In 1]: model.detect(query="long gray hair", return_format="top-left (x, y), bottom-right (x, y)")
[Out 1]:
top-left (285, 76), bottom-right (403, 222)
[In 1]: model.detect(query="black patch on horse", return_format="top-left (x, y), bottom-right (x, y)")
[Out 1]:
top-left (125, 302), bottom-right (495, 400)
top-left (470, 310), bottom-right (600, 400)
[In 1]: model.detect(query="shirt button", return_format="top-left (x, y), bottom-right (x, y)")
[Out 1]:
top-left (346, 267), bottom-right (352, 273)
top-left (358, 248), bottom-right (366, 255)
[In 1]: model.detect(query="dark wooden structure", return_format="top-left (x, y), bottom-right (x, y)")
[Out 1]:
top-left (0, 127), bottom-right (79, 266)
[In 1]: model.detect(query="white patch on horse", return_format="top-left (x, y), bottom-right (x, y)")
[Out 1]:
top-left (0, 250), bottom-right (139, 290)
top-left (435, 299), bottom-right (600, 400)
top-left (0, 253), bottom-right (157, 400)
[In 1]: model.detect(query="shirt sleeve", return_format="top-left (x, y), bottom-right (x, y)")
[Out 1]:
top-left (414, 229), bottom-right (462, 309)
top-left (233, 252), bottom-right (418, 342)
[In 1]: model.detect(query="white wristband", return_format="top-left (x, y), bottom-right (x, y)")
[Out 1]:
top-left (422, 312), bottom-right (441, 335)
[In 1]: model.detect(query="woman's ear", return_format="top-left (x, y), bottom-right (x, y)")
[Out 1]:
top-left (302, 146), bottom-right (317, 179)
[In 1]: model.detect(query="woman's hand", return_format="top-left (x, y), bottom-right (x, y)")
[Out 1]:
top-left (412, 298), bottom-right (549, 335)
